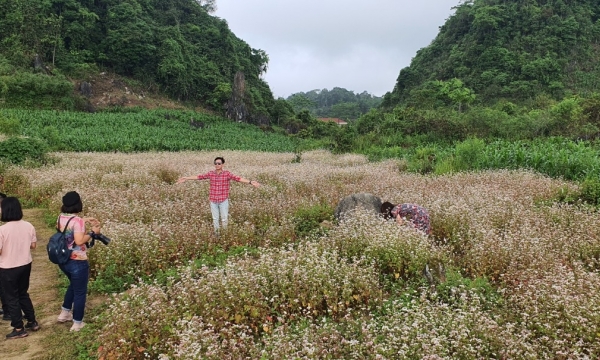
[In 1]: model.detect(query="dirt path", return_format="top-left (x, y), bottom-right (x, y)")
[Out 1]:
top-left (0, 209), bottom-right (64, 359)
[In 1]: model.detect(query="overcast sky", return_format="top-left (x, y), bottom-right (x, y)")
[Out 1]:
top-left (214, 0), bottom-right (460, 98)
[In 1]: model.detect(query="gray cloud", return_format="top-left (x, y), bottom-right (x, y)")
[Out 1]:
top-left (215, 0), bottom-right (459, 97)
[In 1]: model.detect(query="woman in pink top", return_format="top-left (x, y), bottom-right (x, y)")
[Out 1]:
top-left (0, 192), bottom-right (9, 320)
top-left (0, 197), bottom-right (39, 339)
top-left (55, 191), bottom-right (101, 332)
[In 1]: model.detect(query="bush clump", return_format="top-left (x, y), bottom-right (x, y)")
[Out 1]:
top-left (293, 203), bottom-right (334, 237)
top-left (0, 137), bottom-right (48, 165)
top-left (579, 178), bottom-right (600, 206)
top-left (0, 115), bottom-right (20, 135)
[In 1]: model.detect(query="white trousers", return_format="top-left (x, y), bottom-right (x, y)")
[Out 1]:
top-left (209, 199), bottom-right (229, 231)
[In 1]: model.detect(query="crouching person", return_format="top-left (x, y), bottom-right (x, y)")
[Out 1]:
top-left (0, 197), bottom-right (40, 339)
top-left (381, 201), bottom-right (432, 235)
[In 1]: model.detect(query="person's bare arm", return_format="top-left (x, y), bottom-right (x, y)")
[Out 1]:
top-left (74, 232), bottom-right (91, 246)
top-left (239, 177), bottom-right (260, 188)
top-left (83, 217), bottom-right (100, 226)
top-left (73, 221), bottom-right (101, 245)
top-left (176, 175), bottom-right (199, 184)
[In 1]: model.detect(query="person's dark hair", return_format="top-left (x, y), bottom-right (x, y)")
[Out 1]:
top-left (380, 201), bottom-right (395, 220)
top-left (1, 197), bottom-right (23, 222)
top-left (61, 191), bottom-right (83, 214)
top-left (214, 156), bottom-right (225, 164)
top-left (0, 192), bottom-right (6, 199)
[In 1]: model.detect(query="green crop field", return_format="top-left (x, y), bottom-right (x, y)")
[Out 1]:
top-left (0, 109), bottom-right (297, 152)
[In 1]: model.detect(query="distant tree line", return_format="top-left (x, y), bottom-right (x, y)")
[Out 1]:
top-left (285, 88), bottom-right (381, 121)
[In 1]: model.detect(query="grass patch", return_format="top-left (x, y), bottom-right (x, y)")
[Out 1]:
top-left (292, 203), bottom-right (334, 237)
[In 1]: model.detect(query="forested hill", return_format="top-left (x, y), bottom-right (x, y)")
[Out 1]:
top-left (383, 0), bottom-right (600, 108)
top-left (286, 88), bottom-right (382, 121)
top-left (0, 0), bottom-right (274, 115)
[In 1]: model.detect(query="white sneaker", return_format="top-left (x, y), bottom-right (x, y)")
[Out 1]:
top-left (70, 322), bottom-right (85, 332)
top-left (57, 310), bottom-right (73, 323)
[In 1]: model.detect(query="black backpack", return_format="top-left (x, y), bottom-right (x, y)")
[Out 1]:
top-left (47, 216), bottom-right (75, 265)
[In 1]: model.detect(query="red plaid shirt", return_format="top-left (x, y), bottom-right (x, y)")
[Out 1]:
top-left (197, 170), bottom-right (241, 203)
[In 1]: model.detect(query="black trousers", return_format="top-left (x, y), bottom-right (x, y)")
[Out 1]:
top-left (0, 277), bottom-right (9, 313)
top-left (0, 263), bottom-right (36, 329)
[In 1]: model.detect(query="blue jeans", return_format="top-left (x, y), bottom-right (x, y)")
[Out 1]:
top-left (59, 260), bottom-right (89, 322)
top-left (210, 199), bottom-right (229, 231)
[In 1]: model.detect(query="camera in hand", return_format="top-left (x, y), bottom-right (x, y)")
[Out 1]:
top-left (88, 232), bottom-right (111, 247)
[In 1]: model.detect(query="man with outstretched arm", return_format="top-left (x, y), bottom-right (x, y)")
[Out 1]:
top-left (176, 157), bottom-right (260, 233)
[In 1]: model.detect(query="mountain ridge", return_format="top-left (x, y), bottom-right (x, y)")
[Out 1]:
top-left (383, 0), bottom-right (600, 108)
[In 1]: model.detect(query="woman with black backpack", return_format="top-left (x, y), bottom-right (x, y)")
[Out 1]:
top-left (55, 191), bottom-right (101, 332)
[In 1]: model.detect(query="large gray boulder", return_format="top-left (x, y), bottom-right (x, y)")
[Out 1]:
top-left (334, 193), bottom-right (382, 220)
top-left (79, 81), bottom-right (93, 98)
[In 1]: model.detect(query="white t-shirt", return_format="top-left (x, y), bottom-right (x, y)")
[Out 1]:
top-left (0, 220), bottom-right (37, 269)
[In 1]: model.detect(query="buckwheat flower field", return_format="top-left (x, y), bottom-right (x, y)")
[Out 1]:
top-left (14, 150), bottom-right (600, 359)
